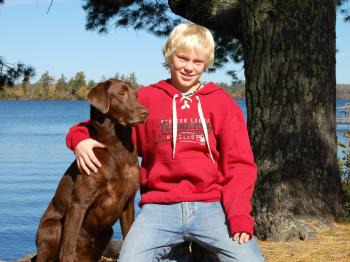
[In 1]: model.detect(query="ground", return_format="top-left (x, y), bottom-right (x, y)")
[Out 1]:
top-left (260, 222), bottom-right (350, 262)
top-left (17, 223), bottom-right (350, 262)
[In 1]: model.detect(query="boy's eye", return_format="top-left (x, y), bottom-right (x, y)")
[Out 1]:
top-left (119, 91), bottom-right (125, 96)
top-left (194, 59), bottom-right (204, 64)
top-left (177, 55), bottom-right (187, 61)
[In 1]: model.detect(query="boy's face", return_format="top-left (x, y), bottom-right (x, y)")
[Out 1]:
top-left (169, 48), bottom-right (206, 92)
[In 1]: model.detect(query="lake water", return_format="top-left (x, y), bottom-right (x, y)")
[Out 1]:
top-left (0, 100), bottom-right (349, 261)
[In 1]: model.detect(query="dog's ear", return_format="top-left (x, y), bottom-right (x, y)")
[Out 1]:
top-left (87, 81), bottom-right (110, 114)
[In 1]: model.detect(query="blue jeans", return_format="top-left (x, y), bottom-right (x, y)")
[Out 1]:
top-left (118, 201), bottom-right (264, 261)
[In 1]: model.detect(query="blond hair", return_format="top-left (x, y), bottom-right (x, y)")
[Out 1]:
top-left (163, 23), bottom-right (215, 70)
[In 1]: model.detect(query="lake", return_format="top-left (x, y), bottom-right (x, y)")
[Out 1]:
top-left (0, 100), bottom-right (349, 261)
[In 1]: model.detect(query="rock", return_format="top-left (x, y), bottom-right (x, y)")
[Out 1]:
top-left (16, 253), bottom-right (36, 262)
top-left (101, 239), bottom-right (123, 259)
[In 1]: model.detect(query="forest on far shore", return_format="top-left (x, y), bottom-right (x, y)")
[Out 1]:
top-left (335, 84), bottom-right (350, 100)
top-left (0, 70), bottom-right (349, 100)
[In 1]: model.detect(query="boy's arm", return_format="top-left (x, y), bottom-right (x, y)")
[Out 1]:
top-left (218, 101), bottom-right (257, 237)
top-left (66, 119), bottom-right (107, 175)
top-left (66, 119), bottom-right (91, 151)
top-left (66, 119), bottom-right (140, 154)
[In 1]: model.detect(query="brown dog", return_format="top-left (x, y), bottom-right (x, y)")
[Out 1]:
top-left (35, 79), bottom-right (148, 262)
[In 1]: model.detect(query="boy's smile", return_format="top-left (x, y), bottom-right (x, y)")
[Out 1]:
top-left (169, 49), bottom-right (206, 92)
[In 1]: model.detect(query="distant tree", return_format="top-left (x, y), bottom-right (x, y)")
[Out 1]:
top-left (21, 80), bottom-right (32, 99)
top-left (215, 81), bottom-right (245, 99)
top-left (38, 71), bottom-right (55, 90)
top-left (119, 74), bottom-right (126, 82)
top-left (56, 74), bottom-right (68, 90)
top-left (114, 72), bottom-right (121, 80)
top-left (76, 85), bottom-right (89, 100)
top-left (215, 82), bottom-right (233, 92)
top-left (338, 143), bottom-right (350, 215)
top-left (126, 72), bottom-right (139, 87)
top-left (47, 83), bottom-right (57, 100)
top-left (56, 74), bottom-right (70, 98)
top-left (100, 75), bottom-right (107, 82)
top-left (87, 79), bottom-right (96, 89)
top-left (68, 71), bottom-right (87, 96)
top-left (35, 71), bottom-right (54, 98)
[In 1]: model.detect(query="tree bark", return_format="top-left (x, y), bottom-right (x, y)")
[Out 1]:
top-left (241, 0), bottom-right (345, 241)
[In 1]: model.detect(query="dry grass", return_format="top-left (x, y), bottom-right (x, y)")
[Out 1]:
top-left (259, 223), bottom-right (350, 262)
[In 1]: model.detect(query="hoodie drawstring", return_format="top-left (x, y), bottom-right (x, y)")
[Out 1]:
top-left (172, 94), bottom-right (214, 162)
top-left (172, 94), bottom-right (179, 159)
top-left (196, 96), bottom-right (214, 162)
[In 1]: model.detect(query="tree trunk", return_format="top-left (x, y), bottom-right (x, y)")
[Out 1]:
top-left (241, 0), bottom-right (345, 241)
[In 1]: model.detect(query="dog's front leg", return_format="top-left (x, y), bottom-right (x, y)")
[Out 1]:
top-left (120, 199), bottom-right (135, 239)
top-left (59, 194), bottom-right (93, 262)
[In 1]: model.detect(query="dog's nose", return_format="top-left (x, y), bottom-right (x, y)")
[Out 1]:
top-left (140, 109), bottom-right (149, 119)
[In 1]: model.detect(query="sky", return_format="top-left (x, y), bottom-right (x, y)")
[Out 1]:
top-left (0, 0), bottom-right (349, 85)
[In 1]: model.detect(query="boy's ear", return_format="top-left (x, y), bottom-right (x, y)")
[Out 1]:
top-left (87, 81), bottom-right (110, 114)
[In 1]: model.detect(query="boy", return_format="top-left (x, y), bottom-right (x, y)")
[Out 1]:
top-left (66, 23), bottom-right (264, 261)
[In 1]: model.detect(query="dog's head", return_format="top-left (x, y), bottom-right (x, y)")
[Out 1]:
top-left (87, 79), bottom-right (148, 126)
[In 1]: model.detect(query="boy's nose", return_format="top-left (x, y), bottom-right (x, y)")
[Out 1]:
top-left (184, 62), bottom-right (194, 72)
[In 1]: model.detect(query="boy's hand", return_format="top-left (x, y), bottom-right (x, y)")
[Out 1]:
top-left (233, 232), bottom-right (251, 244)
top-left (74, 138), bottom-right (106, 175)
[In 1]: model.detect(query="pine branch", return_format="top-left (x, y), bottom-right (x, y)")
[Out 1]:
top-left (337, 0), bottom-right (350, 22)
top-left (47, 0), bottom-right (54, 14)
top-left (0, 57), bottom-right (35, 88)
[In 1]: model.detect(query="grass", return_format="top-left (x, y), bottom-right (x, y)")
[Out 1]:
top-left (259, 222), bottom-right (350, 262)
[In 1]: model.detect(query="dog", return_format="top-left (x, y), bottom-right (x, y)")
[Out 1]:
top-left (35, 79), bottom-right (148, 261)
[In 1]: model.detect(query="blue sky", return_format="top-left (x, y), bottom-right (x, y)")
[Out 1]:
top-left (0, 0), bottom-right (349, 85)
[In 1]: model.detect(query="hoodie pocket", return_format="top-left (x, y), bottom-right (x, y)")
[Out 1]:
top-left (146, 157), bottom-right (219, 193)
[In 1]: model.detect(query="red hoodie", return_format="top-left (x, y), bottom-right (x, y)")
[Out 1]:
top-left (66, 80), bottom-right (257, 236)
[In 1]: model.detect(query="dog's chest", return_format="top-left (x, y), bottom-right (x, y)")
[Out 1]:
top-left (86, 164), bottom-right (140, 228)
top-left (104, 164), bottom-right (140, 198)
